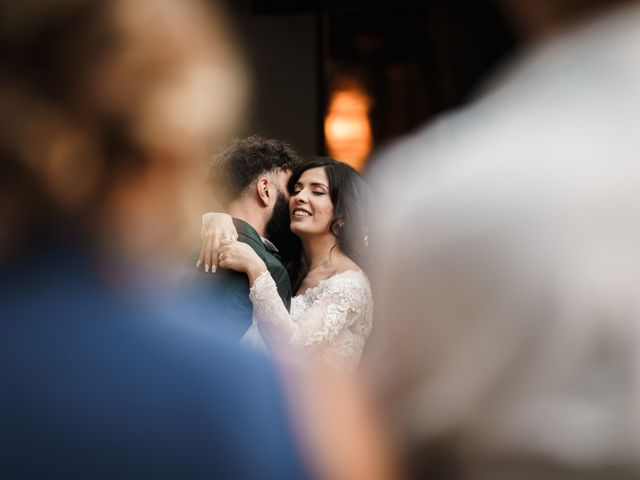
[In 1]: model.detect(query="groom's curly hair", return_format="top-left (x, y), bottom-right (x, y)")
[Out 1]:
top-left (207, 135), bottom-right (303, 207)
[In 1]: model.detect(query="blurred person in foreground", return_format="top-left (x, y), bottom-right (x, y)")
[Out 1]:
top-left (178, 136), bottom-right (303, 341)
top-left (0, 1), bottom-right (393, 479)
top-left (367, 0), bottom-right (640, 478)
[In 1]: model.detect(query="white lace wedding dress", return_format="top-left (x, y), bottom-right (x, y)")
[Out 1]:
top-left (241, 269), bottom-right (373, 371)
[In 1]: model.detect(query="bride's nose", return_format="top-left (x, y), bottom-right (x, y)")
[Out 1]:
top-left (294, 190), bottom-right (309, 203)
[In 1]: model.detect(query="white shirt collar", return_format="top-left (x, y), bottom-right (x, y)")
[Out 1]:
top-left (261, 237), bottom-right (279, 254)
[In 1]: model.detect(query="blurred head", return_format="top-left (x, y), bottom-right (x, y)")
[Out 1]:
top-left (288, 157), bottom-right (372, 264)
top-left (0, 0), bottom-right (248, 265)
top-left (500, 0), bottom-right (633, 39)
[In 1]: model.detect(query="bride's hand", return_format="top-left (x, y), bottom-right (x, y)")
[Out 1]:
top-left (198, 212), bottom-right (238, 272)
top-left (218, 239), bottom-right (267, 285)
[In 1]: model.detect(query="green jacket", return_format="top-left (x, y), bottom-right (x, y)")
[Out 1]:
top-left (177, 219), bottom-right (292, 342)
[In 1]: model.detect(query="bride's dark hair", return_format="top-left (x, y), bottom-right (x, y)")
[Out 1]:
top-left (286, 157), bottom-right (373, 291)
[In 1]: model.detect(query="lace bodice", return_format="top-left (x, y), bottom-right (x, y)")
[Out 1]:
top-left (248, 270), bottom-right (373, 371)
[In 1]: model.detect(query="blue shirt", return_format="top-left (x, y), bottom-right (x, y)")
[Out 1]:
top-left (0, 249), bottom-right (308, 479)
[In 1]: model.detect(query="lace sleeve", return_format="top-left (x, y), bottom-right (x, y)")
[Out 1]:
top-left (248, 271), bottom-right (299, 344)
top-left (249, 270), bottom-right (373, 368)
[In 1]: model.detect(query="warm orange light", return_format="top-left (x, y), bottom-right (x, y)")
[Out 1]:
top-left (324, 87), bottom-right (372, 170)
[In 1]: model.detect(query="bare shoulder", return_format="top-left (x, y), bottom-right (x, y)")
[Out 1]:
top-left (296, 258), bottom-right (367, 296)
top-left (327, 260), bottom-right (370, 293)
top-left (332, 256), bottom-right (366, 278)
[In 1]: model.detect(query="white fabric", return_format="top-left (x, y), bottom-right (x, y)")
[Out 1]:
top-left (260, 237), bottom-right (279, 254)
top-left (245, 269), bottom-right (373, 371)
top-left (367, 4), bottom-right (640, 475)
top-left (240, 322), bottom-right (267, 350)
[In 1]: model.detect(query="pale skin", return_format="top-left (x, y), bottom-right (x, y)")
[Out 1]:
top-left (215, 166), bottom-right (362, 293)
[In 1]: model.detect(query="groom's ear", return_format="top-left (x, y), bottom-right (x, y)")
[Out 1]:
top-left (256, 177), bottom-right (271, 207)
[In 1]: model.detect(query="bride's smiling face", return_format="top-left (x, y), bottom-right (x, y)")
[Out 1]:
top-left (289, 167), bottom-right (334, 237)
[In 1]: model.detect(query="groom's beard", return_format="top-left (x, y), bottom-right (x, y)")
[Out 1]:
top-left (265, 191), bottom-right (296, 262)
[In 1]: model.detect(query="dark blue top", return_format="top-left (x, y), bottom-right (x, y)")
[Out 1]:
top-left (176, 218), bottom-right (292, 341)
top-left (0, 249), bottom-right (308, 479)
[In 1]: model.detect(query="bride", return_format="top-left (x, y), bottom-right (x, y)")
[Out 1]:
top-left (209, 157), bottom-right (373, 371)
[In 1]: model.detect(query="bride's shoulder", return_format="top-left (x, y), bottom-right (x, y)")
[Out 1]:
top-left (332, 257), bottom-right (368, 281)
top-left (297, 259), bottom-right (369, 297)
top-left (319, 270), bottom-right (371, 312)
top-left (325, 267), bottom-right (370, 292)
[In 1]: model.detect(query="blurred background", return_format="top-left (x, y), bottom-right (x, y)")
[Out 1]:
top-left (221, 0), bottom-right (519, 171)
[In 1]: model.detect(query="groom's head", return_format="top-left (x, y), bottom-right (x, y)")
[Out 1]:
top-left (208, 136), bottom-right (303, 240)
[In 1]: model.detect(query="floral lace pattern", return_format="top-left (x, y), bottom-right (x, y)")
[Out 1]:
top-left (249, 270), bottom-right (373, 371)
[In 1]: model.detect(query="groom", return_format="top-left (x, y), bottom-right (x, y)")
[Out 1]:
top-left (179, 136), bottom-right (303, 341)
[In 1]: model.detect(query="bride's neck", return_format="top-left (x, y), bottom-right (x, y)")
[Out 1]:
top-left (301, 233), bottom-right (340, 270)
